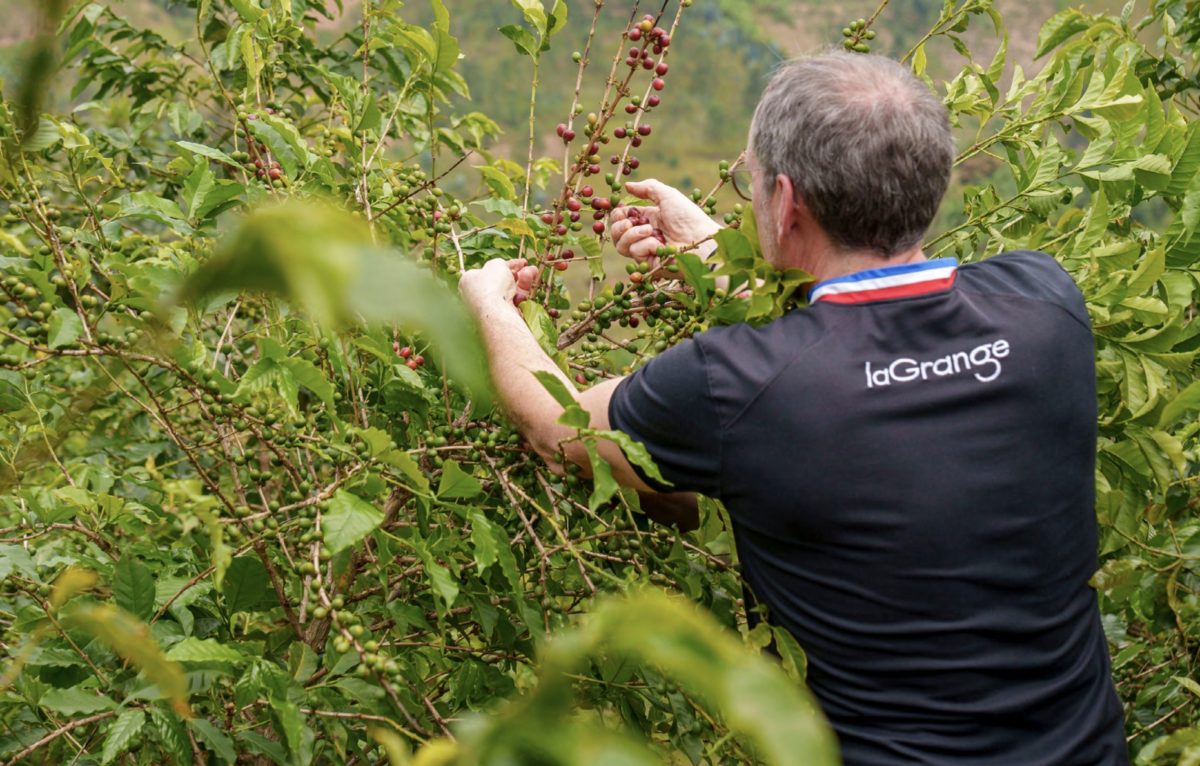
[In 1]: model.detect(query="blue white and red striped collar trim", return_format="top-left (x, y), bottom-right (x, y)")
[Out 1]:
top-left (808, 258), bottom-right (958, 305)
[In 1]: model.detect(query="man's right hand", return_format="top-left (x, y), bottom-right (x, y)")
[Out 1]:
top-left (610, 179), bottom-right (721, 262)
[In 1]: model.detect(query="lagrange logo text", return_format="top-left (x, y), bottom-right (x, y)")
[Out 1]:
top-left (865, 339), bottom-right (1010, 388)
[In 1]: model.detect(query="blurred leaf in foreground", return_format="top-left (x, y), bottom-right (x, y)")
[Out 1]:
top-left (180, 200), bottom-right (490, 401)
top-left (63, 603), bottom-right (191, 717)
top-left (433, 589), bottom-right (840, 766)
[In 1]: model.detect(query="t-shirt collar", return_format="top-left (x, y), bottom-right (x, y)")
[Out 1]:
top-left (808, 257), bottom-right (959, 305)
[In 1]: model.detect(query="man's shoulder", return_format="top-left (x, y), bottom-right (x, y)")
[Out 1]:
top-left (958, 250), bottom-right (1089, 327)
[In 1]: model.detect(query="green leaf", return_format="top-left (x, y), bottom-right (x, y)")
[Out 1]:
top-left (175, 140), bottom-right (238, 167)
top-left (771, 626), bottom-right (808, 682)
top-left (229, 0), bottom-right (265, 21)
top-left (1175, 676), bottom-right (1200, 699)
top-left (0, 544), bottom-right (37, 580)
top-left (270, 694), bottom-right (305, 759)
top-left (430, 0), bottom-right (451, 31)
top-left (532, 370), bottom-right (577, 409)
top-left (183, 159), bottom-right (215, 222)
top-left (479, 165), bottom-right (516, 200)
top-left (40, 686), bottom-right (117, 715)
top-left (166, 637), bottom-right (246, 664)
top-left (413, 540), bottom-right (459, 609)
top-left (676, 252), bottom-right (713, 306)
top-left (101, 710), bottom-right (146, 765)
top-left (240, 28), bottom-right (264, 81)
top-left (512, 0), bottom-right (548, 37)
top-left (63, 603), bottom-right (190, 716)
top-left (237, 730), bottom-right (289, 765)
top-left (113, 556), bottom-right (156, 621)
top-left (190, 718), bottom-right (237, 765)
top-left (323, 490), bottom-right (384, 554)
top-left (522, 300), bottom-right (560, 359)
top-left (583, 438), bottom-right (620, 511)
top-left (222, 555), bottom-right (278, 612)
top-left (714, 227), bottom-right (755, 268)
top-left (279, 357), bottom-right (335, 409)
top-left (1158, 380), bottom-right (1200, 428)
top-left (1166, 123), bottom-right (1200, 197)
top-left (547, 0), bottom-right (568, 36)
top-left (499, 24), bottom-right (538, 57)
top-left (468, 509), bottom-right (500, 571)
top-left (236, 357), bottom-right (299, 411)
top-left (151, 706), bottom-right (191, 762)
top-left (589, 428), bottom-right (671, 487)
top-left (558, 404), bottom-right (591, 429)
top-left (21, 118), bottom-right (60, 153)
top-left (1035, 9), bottom-right (1089, 59)
top-left (438, 459), bottom-right (482, 499)
top-left (46, 308), bottom-right (82, 349)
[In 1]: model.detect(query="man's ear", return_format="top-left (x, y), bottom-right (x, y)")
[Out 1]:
top-left (773, 173), bottom-right (801, 240)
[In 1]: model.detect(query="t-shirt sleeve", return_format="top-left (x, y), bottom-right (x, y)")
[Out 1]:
top-left (607, 337), bottom-right (722, 495)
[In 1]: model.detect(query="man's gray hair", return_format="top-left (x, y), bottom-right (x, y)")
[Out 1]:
top-left (749, 52), bottom-right (954, 257)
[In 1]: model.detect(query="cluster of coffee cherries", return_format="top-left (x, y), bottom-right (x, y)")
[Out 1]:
top-left (842, 18), bottom-right (877, 53)
top-left (419, 419), bottom-right (525, 469)
top-left (626, 14), bottom-right (673, 59)
top-left (229, 144), bottom-right (284, 185)
top-left (393, 343), bottom-right (426, 370)
top-left (539, 184), bottom-right (610, 241)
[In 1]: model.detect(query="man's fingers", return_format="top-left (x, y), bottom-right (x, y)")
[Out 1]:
top-left (515, 265), bottom-right (538, 292)
top-left (616, 223), bottom-right (655, 256)
top-left (629, 236), bottom-right (664, 262)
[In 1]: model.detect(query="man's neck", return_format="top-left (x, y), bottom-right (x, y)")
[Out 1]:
top-left (805, 245), bottom-right (928, 285)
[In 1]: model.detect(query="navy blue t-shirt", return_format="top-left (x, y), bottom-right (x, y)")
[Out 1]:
top-left (609, 251), bottom-right (1129, 765)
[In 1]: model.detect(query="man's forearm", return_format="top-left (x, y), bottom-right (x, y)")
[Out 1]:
top-left (464, 277), bottom-right (700, 527)
top-left (473, 297), bottom-right (576, 459)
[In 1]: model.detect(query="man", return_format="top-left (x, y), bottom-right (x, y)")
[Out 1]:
top-left (459, 52), bottom-right (1129, 765)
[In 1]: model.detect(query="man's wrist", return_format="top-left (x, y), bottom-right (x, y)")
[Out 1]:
top-left (471, 295), bottom-right (522, 325)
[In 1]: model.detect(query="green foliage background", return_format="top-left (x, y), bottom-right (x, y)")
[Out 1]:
top-left (0, 0), bottom-right (1197, 764)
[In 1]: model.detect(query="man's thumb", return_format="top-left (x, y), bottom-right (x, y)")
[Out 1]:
top-left (625, 178), bottom-right (666, 202)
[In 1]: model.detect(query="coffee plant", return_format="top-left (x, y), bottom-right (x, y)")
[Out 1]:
top-left (0, 0), bottom-right (1197, 764)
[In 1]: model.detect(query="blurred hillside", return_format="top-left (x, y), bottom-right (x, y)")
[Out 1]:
top-left (0, 0), bottom-right (1129, 205)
